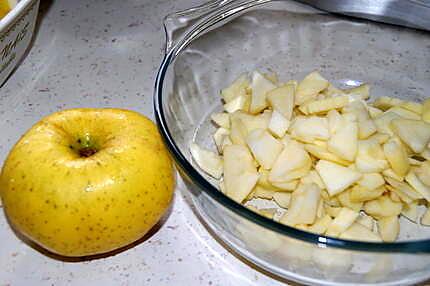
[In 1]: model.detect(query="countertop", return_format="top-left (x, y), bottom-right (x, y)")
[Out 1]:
top-left (0, 0), bottom-right (286, 285)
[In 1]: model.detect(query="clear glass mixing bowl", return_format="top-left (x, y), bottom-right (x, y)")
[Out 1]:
top-left (154, 0), bottom-right (430, 284)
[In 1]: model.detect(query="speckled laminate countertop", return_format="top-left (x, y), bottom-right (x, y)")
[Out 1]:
top-left (0, 1), bottom-right (287, 285)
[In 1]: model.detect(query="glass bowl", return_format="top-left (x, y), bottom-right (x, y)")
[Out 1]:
top-left (154, 0), bottom-right (430, 285)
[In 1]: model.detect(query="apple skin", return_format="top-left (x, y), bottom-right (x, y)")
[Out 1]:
top-left (0, 108), bottom-right (175, 257)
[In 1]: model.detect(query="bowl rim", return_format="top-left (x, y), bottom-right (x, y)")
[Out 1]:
top-left (0, 0), bottom-right (35, 31)
top-left (154, 0), bottom-right (430, 253)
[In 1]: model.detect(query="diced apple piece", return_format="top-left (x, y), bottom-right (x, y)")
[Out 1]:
top-left (295, 71), bottom-right (329, 105)
top-left (327, 109), bottom-right (343, 134)
top-left (246, 129), bottom-right (284, 170)
top-left (391, 118), bottom-right (430, 153)
top-left (340, 222), bottom-right (381, 242)
top-left (355, 138), bottom-right (389, 173)
top-left (190, 143), bottom-right (223, 179)
top-left (387, 106), bottom-right (421, 120)
top-left (249, 71), bottom-right (277, 114)
top-left (229, 115), bottom-right (248, 145)
top-left (356, 214), bottom-right (374, 230)
top-left (266, 83), bottom-right (295, 120)
top-left (422, 98), bottom-right (430, 123)
top-left (374, 111), bottom-right (401, 136)
top-left (304, 144), bottom-right (350, 166)
top-left (325, 205), bottom-right (342, 217)
top-left (308, 214), bottom-right (332, 234)
top-left (221, 74), bottom-right (250, 103)
top-left (280, 183), bottom-right (321, 226)
top-left (271, 180), bottom-right (299, 191)
top-left (377, 216), bottom-right (399, 242)
top-left (211, 112), bottom-right (230, 129)
top-left (405, 171), bottom-right (430, 202)
top-left (373, 96), bottom-right (404, 111)
top-left (315, 160), bottom-right (362, 196)
top-left (385, 176), bottom-right (422, 200)
top-left (350, 185), bottom-right (385, 202)
top-left (268, 110), bottom-right (290, 138)
top-left (344, 84), bottom-right (370, 100)
top-left (300, 96), bottom-right (349, 115)
top-left (401, 201), bottom-right (418, 223)
top-left (363, 195), bottom-right (402, 218)
top-left (233, 111), bottom-right (271, 133)
top-left (213, 127), bottom-right (230, 153)
top-left (326, 207), bottom-right (359, 237)
top-left (269, 140), bottom-right (312, 182)
top-left (327, 114), bottom-right (358, 161)
top-left (357, 173), bottom-right (385, 190)
top-left (224, 95), bottom-right (249, 113)
top-left (368, 133), bottom-right (390, 144)
top-left (322, 83), bottom-right (344, 97)
top-left (289, 116), bottom-right (330, 143)
top-left (421, 207), bottom-right (430, 226)
top-left (300, 170), bottom-right (326, 190)
top-left (416, 161), bottom-right (430, 186)
top-left (253, 186), bottom-right (275, 199)
top-left (400, 101), bottom-right (422, 115)
top-left (383, 139), bottom-right (410, 177)
top-left (382, 168), bottom-right (404, 182)
top-left (223, 145), bottom-right (259, 203)
top-left (343, 101), bottom-right (377, 139)
top-left (257, 168), bottom-right (277, 190)
top-left (389, 191), bottom-right (401, 202)
top-left (273, 192), bottom-right (292, 208)
top-left (337, 189), bottom-right (363, 211)
top-left (367, 106), bottom-right (384, 118)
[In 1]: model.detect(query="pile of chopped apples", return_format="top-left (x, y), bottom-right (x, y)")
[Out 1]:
top-left (190, 70), bottom-right (430, 242)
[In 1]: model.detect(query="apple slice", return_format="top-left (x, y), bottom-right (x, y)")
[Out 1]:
top-left (223, 145), bottom-right (259, 203)
top-left (270, 180), bottom-right (299, 191)
top-left (211, 112), bottom-right (230, 129)
top-left (384, 176), bottom-right (422, 200)
top-left (327, 114), bottom-right (358, 161)
top-left (344, 84), bottom-right (370, 100)
top-left (269, 140), bottom-right (312, 182)
top-left (232, 111), bottom-right (271, 133)
top-left (368, 106), bottom-right (384, 118)
top-left (246, 129), bottom-right (284, 170)
top-left (373, 96), bottom-right (404, 111)
top-left (315, 160), bottom-right (362, 196)
top-left (422, 98), bottom-right (430, 123)
top-left (300, 170), bottom-right (326, 189)
top-left (273, 192), bottom-right (292, 208)
top-left (363, 195), bottom-right (402, 218)
top-left (377, 216), bottom-right (399, 242)
top-left (327, 109), bottom-right (344, 134)
top-left (383, 139), bottom-right (410, 177)
top-left (304, 144), bottom-right (350, 166)
top-left (355, 138), bottom-right (389, 173)
top-left (421, 207), bottom-right (430, 226)
top-left (344, 101), bottom-right (377, 139)
top-left (295, 71), bottom-right (329, 105)
top-left (386, 106), bottom-right (421, 120)
top-left (249, 71), bottom-right (277, 114)
top-left (391, 118), bottom-right (430, 153)
top-left (401, 201), bottom-right (418, 223)
top-left (229, 115), bottom-right (248, 145)
top-left (308, 214), bottom-right (332, 234)
top-left (221, 74), bottom-right (250, 103)
top-left (190, 143), bottom-right (223, 179)
top-left (374, 111), bottom-right (401, 136)
top-left (326, 207), bottom-right (359, 237)
top-left (224, 95), bottom-right (249, 113)
top-left (356, 214), bottom-right (374, 230)
top-left (289, 116), bottom-right (330, 143)
top-left (416, 161), bottom-right (430, 186)
top-left (280, 183), bottom-right (321, 226)
top-left (266, 83), bottom-right (295, 120)
top-left (268, 110), bottom-right (290, 138)
top-left (382, 168), bottom-right (404, 182)
top-left (337, 189), bottom-right (363, 212)
top-left (322, 83), bottom-right (344, 97)
top-left (405, 171), bottom-right (430, 202)
top-left (350, 185), bottom-right (385, 202)
top-left (400, 101), bottom-right (422, 115)
top-left (253, 186), bottom-right (275, 199)
top-left (300, 96), bottom-right (349, 115)
top-left (357, 173), bottom-right (384, 190)
top-left (340, 222), bottom-right (381, 242)
top-left (213, 127), bottom-right (230, 153)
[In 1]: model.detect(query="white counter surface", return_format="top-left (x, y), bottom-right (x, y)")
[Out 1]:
top-left (0, 1), bottom-right (287, 285)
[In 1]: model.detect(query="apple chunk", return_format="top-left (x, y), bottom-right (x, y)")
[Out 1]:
top-left (391, 118), bottom-right (430, 153)
top-left (383, 139), bottom-right (410, 177)
top-left (221, 74), bottom-right (250, 103)
top-left (223, 145), bottom-right (259, 203)
top-left (327, 114), bottom-right (358, 161)
top-left (295, 71), bottom-right (329, 105)
top-left (266, 83), bottom-right (295, 120)
top-left (315, 160), bottom-right (362, 196)
top-left (289, 116), bottom-right (330, 143)
top-left (246, 129), bottom-right (284, 170)
top-left (268, 110), bottom-right (290, 138)
top-left (190, 143), bottom-right (223, 179)
top-left (249, 71), bottom-right (277, 114)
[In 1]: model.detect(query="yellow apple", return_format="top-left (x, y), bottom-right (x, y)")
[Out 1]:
top-left (0, 108), bottom-right (175, 257)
